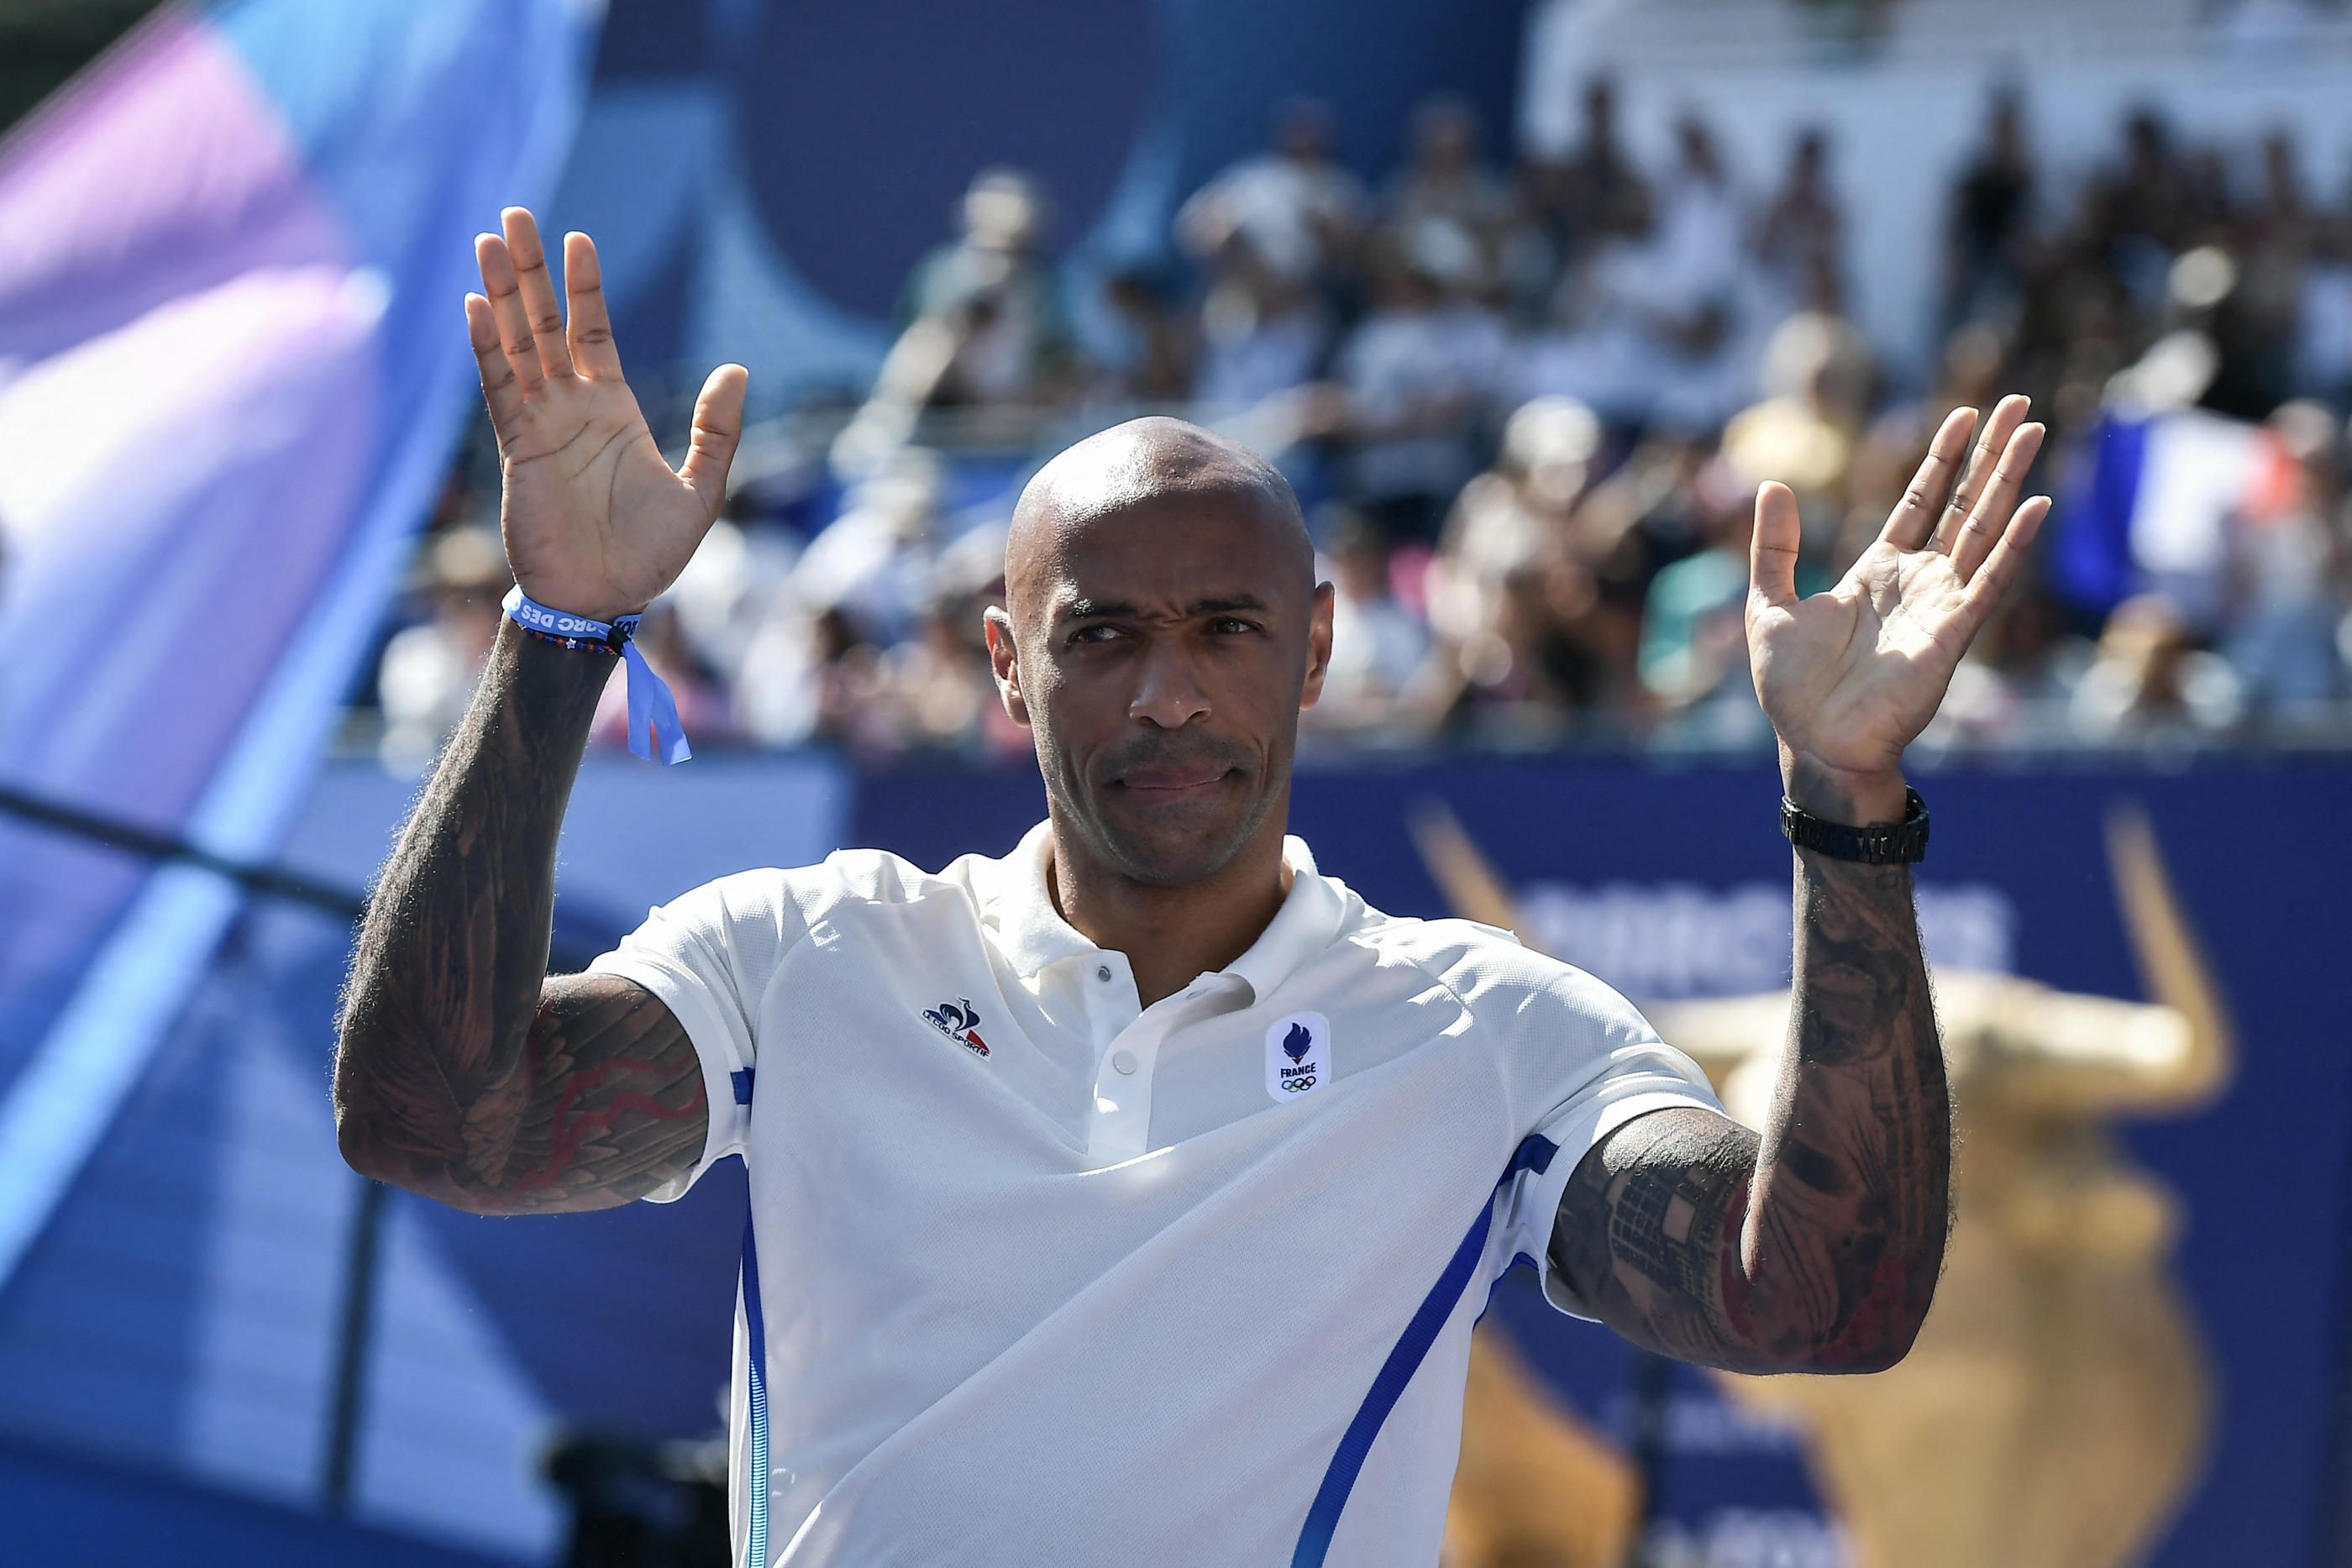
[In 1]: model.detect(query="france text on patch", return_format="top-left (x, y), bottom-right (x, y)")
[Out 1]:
top-left (1264, 1011), bottom-right (1331, 1104)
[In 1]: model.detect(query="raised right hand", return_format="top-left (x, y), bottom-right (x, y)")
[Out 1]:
top-left (467, 207), bottom-right (747, 622)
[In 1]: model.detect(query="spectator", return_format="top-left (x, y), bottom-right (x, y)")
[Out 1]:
top-left (880, 597), bottom-right (998, 753)
top-left (735, 605), bottom-right (868, 751)
top-left (1425, 396), bottom-right (1620, 725)
top-left (1520, 114), bottom-right (1754, 429)
top-left (1756, 127), bottom-right (1845, 318)
top-left (1189, 233), bottom-right (1333, 414)
top-left (377, 527), bottom-right (508, 774)
top-left (788, 448), bottom-right (951, 649)
top-left (896, 170), bottom-right (1075, 409)
top-left (2223, 399), bottom-right (2345, 707)
top-left (2221, 130), bottom-right (2318, 416)
top-left (1844, 323), bottom-right (2009, 569)
top-left (1177, 98), bottom-right (1367, 300)
top-left (355, 96), bottom-right (2352, 756)
top-left (1307, 506), bottom-right (1436, 735)
top-left (1568, 429), bottom-right (1722, 688)
top-left (2092, 109), bottom-right (2199, 316)
top-left (2295, 207), bottom-right (2352, 403)
top-left (1331, 219), bottom-right (1509, 545)
top-left (1646, 115), bottom-right (1768, 430)
top-left (1638, 455), bottom-right (1767, 716)
top-left (1719, 311), bottom-right (1874, 571)
top-left (1382, 97), bottom-right (1516, 278)
top-left (836, 171), bottom-right (1074, 475)
top-left (1545, 76), bottom-right (1651, 265)
top-left (1096, 261), bottom-right (1197, 403)
top-left (1945, 87), bottom-right (2037, 331)
top-left (2071, 593), bottom-right (2244, 739)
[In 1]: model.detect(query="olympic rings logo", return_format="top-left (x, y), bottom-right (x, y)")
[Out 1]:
top-left (1280, 1075), bottom-right (1317, 1093)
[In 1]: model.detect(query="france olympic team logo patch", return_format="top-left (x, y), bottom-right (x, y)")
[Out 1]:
top-left (1264, 1011), bottom-right (1331, 1104)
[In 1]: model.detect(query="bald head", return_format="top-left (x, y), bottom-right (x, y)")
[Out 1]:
top-left (983, 417), bottom-right (1333, 891)
top-left (1005, 417), bottom-right (1311, 626)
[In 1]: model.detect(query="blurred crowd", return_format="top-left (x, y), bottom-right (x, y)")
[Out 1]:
top-left (370, 84), bottom-right (2352, 769)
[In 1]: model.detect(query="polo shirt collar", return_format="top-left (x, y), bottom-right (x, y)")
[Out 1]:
top-left (988, 820), bottom-right (1345, 1003)
top-left (989, 821), bottom-right (1097, 979)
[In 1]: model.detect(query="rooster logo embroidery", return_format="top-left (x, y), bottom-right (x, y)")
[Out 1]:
top-left (922, 999), bottom-right (990, 1057)
top-left (1281, 1022), bottom-right (1313, 1062)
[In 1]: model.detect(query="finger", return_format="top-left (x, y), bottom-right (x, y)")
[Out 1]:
top-left (476, 232), bottom-right (546, 393)
top-left (1749, 480), bottom-right (1802, 613)
top-left (679, 364), bottom-right (750, 517)
top-left (1950, 422), bottom-right (2045, 584)
top-left (465, 293), bottom-right (526, 435)
top-left (1880, 406), bottom-right (1977, 551)
top-left (1960, 494), bottom-right (2050, 624)
top-left (501, 207), bottom-right (574, 380)
top-left (564, 231), bottom-right (623, 380)
top-left (1931, 394), bottom-right (2029, 553)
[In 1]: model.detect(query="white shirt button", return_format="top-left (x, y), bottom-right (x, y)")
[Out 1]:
top-left (1111, 1050), bottom-right (1138, 1076)
top-left (1096, 965), bottom-right (1113, 982)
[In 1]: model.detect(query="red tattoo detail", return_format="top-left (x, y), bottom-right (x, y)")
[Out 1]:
top-left (1811, 1248), bottom-right (1908, 1369)
top-left (1718, 1174), bottom-right (1755, 1341)
top-left (509, 1020), bottom-right (704, 1194)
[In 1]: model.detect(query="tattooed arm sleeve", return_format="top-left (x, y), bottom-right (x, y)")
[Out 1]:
top-left (1551, 847), bottom-right (1950, 1375)
top-left (333, 621), bottom-right (709, 1215)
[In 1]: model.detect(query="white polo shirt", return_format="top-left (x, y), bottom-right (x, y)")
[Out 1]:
top-left (591, 822), bottom-right (1720, 1568)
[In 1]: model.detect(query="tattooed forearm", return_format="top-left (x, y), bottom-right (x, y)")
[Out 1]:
top-left (333, 623), bottom-right (707, 1214)
top-left (1554, 844), bottom-right (1950, 1375)
top-left (1553, 1109), bottom-right (1761, 1367)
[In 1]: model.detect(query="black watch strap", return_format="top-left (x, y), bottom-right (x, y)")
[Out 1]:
top-left (1780, 787), bottom-right (1929, 865)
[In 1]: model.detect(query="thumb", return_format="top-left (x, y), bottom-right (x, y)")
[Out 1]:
top-left (680, 364), bottom-right (749, 517)
top-left (1749, 480), bottom-right (1801, 614)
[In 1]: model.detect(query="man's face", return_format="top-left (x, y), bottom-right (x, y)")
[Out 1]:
top-left (988, 487), bottom-right (1331, 888)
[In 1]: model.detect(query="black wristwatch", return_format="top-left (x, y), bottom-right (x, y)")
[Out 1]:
top-left (1780, 787), bottom-right (1929, 865)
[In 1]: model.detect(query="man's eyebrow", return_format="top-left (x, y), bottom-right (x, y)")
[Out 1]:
top-left (1055, 594), bottom-right (1271, 621)
top-left (1058, 597), bottom-right (1137, 621)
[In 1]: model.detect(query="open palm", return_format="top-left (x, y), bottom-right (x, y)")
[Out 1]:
top-left (466, 207), bottom-right (746, 622)
top-left (1748, 396), bottom-right (2050, 810)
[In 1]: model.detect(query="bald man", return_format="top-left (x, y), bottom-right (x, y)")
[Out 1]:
top-left (337, 211), bottom-right (2051, 1567)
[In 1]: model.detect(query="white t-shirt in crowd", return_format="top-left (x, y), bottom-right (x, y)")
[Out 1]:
top-left (591, 821), bottom-right (1721, 1567)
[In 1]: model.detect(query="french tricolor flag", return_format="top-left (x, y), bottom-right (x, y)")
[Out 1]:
top-left (2052, 404), bottom-right (2288, 629)
top-left (0, 0), bottom-right (593, 1284)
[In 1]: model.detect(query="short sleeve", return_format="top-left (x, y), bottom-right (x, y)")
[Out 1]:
top-left (1484, 963), bottom-right (1726, 1323)
top-left (586, 869), bottom-right (802, 1203)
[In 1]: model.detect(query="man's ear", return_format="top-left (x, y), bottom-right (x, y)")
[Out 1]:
top-left (1299, 581), bottom-right (1336, 711)
top-left (983, 607), bottom-right (1032, 727)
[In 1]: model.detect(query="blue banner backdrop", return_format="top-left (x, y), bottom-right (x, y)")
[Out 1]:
top-left (7, 754), bottom-right (2343, 1565)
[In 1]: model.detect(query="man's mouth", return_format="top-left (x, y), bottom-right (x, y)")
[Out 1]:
top-left (1112, 766), bottom-right (1236, 803)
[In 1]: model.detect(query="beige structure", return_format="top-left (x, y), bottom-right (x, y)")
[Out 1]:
top-left (1426, 805), bottom-right (2229, 1568)
top-left (1443, 1327), bottom-right (1642, 1568)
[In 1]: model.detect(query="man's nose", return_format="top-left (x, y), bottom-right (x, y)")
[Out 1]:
top-left (1128, 639), bottom-right (1211, 730)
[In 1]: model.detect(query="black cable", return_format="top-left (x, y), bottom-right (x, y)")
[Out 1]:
top-left (0, 779), bottom-right (598, 969)
top-left (0, 782), bottom-right (366, 921)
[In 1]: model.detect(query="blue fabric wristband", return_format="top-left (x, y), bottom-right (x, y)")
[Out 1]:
top-left (502, 585), bottom-right (691, 765)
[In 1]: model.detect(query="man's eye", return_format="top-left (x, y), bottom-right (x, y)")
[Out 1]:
top-left (1210, 617), bottom-right (1261, 635)
top-left (1069, 624), bottom-right (1123, 644)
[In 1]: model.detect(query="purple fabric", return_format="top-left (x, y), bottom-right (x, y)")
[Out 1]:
top-left (0, 13), bottom-right (345, 363)
top-left (0, 18), bottom-right (370, 1062)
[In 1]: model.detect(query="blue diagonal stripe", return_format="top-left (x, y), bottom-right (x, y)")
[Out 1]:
top-left (1289, 1135), bottom-right (1556, 1565)
top-left (1290, 1196), bottom-right (1494, 1567)
top-left (742, 1215), bottom-right (771, 1567)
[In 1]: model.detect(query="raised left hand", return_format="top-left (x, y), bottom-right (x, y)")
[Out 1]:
top-left (1747, 395), bottom-right (2049, 824)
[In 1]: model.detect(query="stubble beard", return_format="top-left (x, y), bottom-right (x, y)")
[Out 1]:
top-left (1041, 728), bottom-right (1284, 889)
